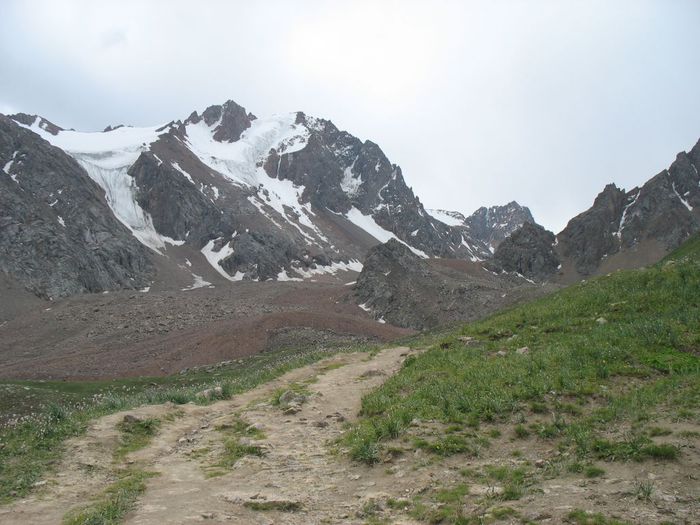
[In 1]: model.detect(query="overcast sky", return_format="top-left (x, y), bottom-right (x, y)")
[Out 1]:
top-left (1, 0), bottom-right (698, 231)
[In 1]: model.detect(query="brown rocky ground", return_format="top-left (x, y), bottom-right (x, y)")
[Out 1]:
top-left (0, 278), bottom-right (411, 380)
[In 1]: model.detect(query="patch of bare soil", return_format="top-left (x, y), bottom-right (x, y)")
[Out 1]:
top-left (1, 346), bottom-right (698, 524)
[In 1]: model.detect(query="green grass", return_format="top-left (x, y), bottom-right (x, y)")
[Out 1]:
top-left (435, 483), bottom-right (470, 503)
top-left (485, 465), bottom-right (529, 501)
top-left (214, 439), bottom-right (266, 469)
top-left (634, 479), bottom-right (655, 501)
top-left (269, 382), bottom-right (312, 407)
top-left (206, 415), bottom-right (267, 476)
top-left (243, 500), bottom-right (302, 512)
top-left (591, 437), bottom-right (679, 462)
top-left (566, 509), bottom-right (630, 525)
top-left (114, 417), bottom-right (161, 460)
top-left (344, 238), bottom-right (700, 465)
top-left (0, 342), bottom-right (378, 504)
top-left (583, 465), bottom-right (605, 478)
top-left (62, 468), bottom-right (156, 525)
top-left (215, 415), bottom-right (265, 439)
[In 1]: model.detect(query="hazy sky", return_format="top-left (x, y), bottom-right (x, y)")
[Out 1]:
top-left (1, 0), bottom-right (698, 231)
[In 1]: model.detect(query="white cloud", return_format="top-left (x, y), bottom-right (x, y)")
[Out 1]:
top-left (1, 0), bottom-right (698, 232)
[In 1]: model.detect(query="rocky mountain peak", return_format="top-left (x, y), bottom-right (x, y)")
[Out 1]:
top-left (463, 201), bottom-right (535, 245)
top-left (8, 113), bottom-right (62, 135)
top-left (184, 100), bottom-right (254, 142)
top-left (491, 222), bottom-right (560, 281)
top-left (558, 139), bottom-right (700, 277)
top-left (103, 124), bottom-right (125, 132)
top-left (592, 183), bottom-right (626, 210)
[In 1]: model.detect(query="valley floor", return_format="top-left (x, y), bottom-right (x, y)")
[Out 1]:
top-left (0, 280), bottom-right (410, 380)
top-left (1, 345), bottom-right (697, 525)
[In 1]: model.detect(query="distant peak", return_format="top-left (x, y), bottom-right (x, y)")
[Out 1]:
top-left (9, 113), bottom-right (63, 135)
top-left (103, 124), bottom-right (125, 132)
top-left (184, 100), bottom-right (253, 142)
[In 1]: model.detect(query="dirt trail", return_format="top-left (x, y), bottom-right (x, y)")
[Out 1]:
top-left (2, 345), bottom-right (698, 524)
top-left (0, 346), bottom-right (422, 525)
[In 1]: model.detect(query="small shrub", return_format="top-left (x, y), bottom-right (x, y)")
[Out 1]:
top-left (514, 424), bottom-right (529, 439)
top-left (584, 465), bottom-right (605, 478)
top-left (634, 479), bottom-right (655, 501)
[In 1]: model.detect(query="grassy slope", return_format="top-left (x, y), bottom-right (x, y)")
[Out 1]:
top-left (345, 238), bottom-right (699, 522)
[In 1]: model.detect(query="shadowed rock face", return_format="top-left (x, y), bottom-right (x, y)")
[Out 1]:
top-left (558, 139), bottom-right (700, 276)
top-left (271, 114), bottom-right (467, 259)
top-left (354, 239), bottom-right (547, 330)
top-left (0, 116), bottom-right (153, 299)
top-left (128, 151), bottom-right (233, 245)
top-left (492, 222), bottom-right (560, 281)
top-left (463, 201), bottom-right (536, 251)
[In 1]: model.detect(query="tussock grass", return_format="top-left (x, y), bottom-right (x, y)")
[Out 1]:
top-left (566, 509), bottom-right (631, 525)
top-left (62, 468), bottom-right (156, 525)
top-left (243, 500), bottom-right (302, 512)
top-left (114, 418), bottom-right (160, 460)
top-left (206, 415), bottom-right (267, 476)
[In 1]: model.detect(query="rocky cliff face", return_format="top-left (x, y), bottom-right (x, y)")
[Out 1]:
top-left (491, 222), bottom-right (560, 281)
top-left (428, 201), bottom-right (536, 259)
top-left (354, 239), bottom-right (548, 330)
top-left (0, 115), bottom-right (153, 299)
top-left (463, 202), bottom-right (536, 252)
top-left (558, 140), bottom-right (700, 276)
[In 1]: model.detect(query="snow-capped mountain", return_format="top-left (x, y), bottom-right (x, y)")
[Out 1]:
top-left (427, 202), bottom-right (536, 258)
top-left (1, 101), bottom-right (525, 298)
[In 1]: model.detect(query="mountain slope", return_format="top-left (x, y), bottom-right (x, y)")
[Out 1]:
top-left (428, 201), bottom-right (536, 257)
top-left (353, 238), bottom-right (554, 330)
top-left (0, 115), bottom-right (153, 299)
top-left (2, 101), bottom-right (522, 298)
top-left (557, 139), bottom-right (700, 276)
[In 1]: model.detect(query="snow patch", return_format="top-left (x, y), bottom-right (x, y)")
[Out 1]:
top-left (3, 151), bottom-right (17, 175)
top-left (426, 208), bottom-right (465, 227)
top-left (460, 236), bottom-right (481, 262)
top-left (201, 237), bottom-right (236, 281)
top-left (614, 190), bottom-right (641, 239)
top-left (515, 272), bottom-right (536, 284)
top-left (340, 158), bottom-right (362, 196)
top-left (18, 117), bottom-right (178, 254)
top-left (57, 216), bottom-right (66, 227)
top-left (345, 208), bottom-right (428, 258)
top-left (253, 175), bottom-right (329, 244)
top-left (276, 269), bottom-right (302, 282)
top-left (182, 273), bottom-right (212, 291)
top-left (291, 259), bottom-right (363, 279)
top-left (672, 182), bottom-right (693, 211)
top-left (183, 112), bottom-right (309, 188)
top-left (171, 162), bottom-right (195, 185)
